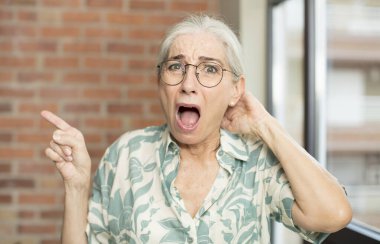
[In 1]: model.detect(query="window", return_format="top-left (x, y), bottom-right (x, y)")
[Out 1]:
top-left (326, 0), bottom-right (380, 236)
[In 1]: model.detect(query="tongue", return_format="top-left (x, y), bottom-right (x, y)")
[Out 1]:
top-left (179, 110), bottom-right (199, 127)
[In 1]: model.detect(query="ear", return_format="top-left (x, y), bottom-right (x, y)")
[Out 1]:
top-left (229, 75), bottom-right (245, 107)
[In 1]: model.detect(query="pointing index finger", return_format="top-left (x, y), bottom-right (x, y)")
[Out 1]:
top-left (41, 110), bottom-right (71, 130)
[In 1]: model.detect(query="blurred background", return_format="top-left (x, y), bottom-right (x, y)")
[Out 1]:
top-left (0, 0), bottom-right (379, 243)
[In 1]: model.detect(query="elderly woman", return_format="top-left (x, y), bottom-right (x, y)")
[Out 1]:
top-left (42, 15), bottom-right (352, 243)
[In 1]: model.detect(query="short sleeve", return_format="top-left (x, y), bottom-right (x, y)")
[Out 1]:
top-left (86, 143), bottom-right (119, 243)
top-left (264, 148), bottom-right (330, 244)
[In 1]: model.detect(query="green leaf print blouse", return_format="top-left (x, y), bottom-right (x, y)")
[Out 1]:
top-left (86, 125), bottom-right (329, 243)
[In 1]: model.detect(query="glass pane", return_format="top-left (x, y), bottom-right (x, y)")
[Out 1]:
top-left (272, 0), bottom-right (305, 144)
top-left (326, 0), bottom-right (380, 232)
top-left (271, 0), bottom-right (304, 243)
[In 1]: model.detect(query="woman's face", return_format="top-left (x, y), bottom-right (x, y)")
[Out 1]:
top-left (159, 32), bottom-right (244, 146)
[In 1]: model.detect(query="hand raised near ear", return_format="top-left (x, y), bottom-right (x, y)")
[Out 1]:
top-left (41, 110), bottom-right (91, 189)
top-left (221, 92), bottom-right (271, 136)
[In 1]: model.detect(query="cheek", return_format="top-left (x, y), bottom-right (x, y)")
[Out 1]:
top-left (159, 87), bottom-right (174, 118)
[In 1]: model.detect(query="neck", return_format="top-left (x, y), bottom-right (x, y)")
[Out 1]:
top-left (176, 132), bottom-right (220, 167)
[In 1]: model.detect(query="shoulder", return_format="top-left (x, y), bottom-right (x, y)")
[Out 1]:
top-left (102, 125), bottom-right (167, 166)
top-left (117, 124), bottom-right (167, 147)
top-left (238, 133), bottom-right (279, 169)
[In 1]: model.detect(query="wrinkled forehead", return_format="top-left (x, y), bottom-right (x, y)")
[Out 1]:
top-left (168, 32), bottom-right (228, 66)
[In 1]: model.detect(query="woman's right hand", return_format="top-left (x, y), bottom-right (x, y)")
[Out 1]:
top-left (41, 110), bottom-right (91, 190)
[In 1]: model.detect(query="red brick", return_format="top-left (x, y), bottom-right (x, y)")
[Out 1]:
top-left (130, 0), bottom-right (165, 10)
top-left (84, 133), bottom-right (102, 144)
top-left (63, 43), bottom-right (101, 53)
top-left (83, 88), bottom-right (121, 99)
top-left (41, 27), bottom-right (80, 38)
top-left (85, 57), bottom-right (123, 69)
top-left (0, 194), bottom-right (12, 204)
top-left (0, 163), bottom-right (11, 173)
top-left (18, 72), bottom-right (54, 82)
top-left (107, 43), bottom-right (145, 54)
top-left (19, 210), bottom-right (36, 219)
top-left (85, 118), bottom-right (122, 128)
top-left (18, 164), bottom-right (56, 174)
top-left (40, 88), bottom-right (80, 98)
top-left (0, 88), bottom-right (35, 98)
top-left (170, 1), bottom-right (208, 11)
top-left (0, 179), bottom-right (34, 188)
top-left (107, 13), bottom-right (145, 25)
top-left (17, 133), bottom-right (51, 143)
top-left (63, 104), bottom-right (100, 113)
top-left (19, 194), bottom-right (56, 205)
top-left (42, 239), bottom-right (60, 244)
top-left (128, 29), bottom-right (164, 40)
top-left (0, 103), bottom-right (12, 113)
top-left (6, 0), bottom-right (36, 5)
top-left (0, 56), bottom-right (36, 67)
top-left (18, 41), bottom-right (57, 52)
top-left (63, 12), bottom-right (100, 22)
top-left (147, 15), bottom-right (183, 25)
top-left (88, 147), bottom-right (107, 158)
top-left (0, 148), bottom-right (34, 158)
top-left (44, 57), bottom-right (79, 68)
top-left (0, 72), bottom-right (12, 82)
top-left (0, 10), bottom-right (13, 20)
top-left (130, 118), bottom-right (164, 128)
top-left (85, 28), bottom-right (123, 38)
top-left (63, 73), bottom-right (101, 83)
top-left (41, 210), bottom-right (62, 219)
top-left (18, 103), bottom-right (58, 113)
top-left (41, 0), bottom-right (80, 7)
top-left (87, 0), bottom-right (122, 8)
top-left (128, 59), bottom-right (156, 70)
top-left (150, 103), bottom-right (162, 115)
top-left (18, 11), bottom-right (37, 21)
top-left (127, 89), bottom-right (158, 99)
top-left (0, 25), bottom-right (36, 37)
top-left (0, 41), bottom-right (12, 51)
top-left (108, 104), bottom-right (143, 114)
top-left (18, 224), bottom-right (56, 234)
top-left (107, 74), bottom-right (145, 84)
top-left (0, 118), bottom-right (34, 128)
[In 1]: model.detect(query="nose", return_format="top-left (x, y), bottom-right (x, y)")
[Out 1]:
top-left (180, 64), bottom-right (198, 94)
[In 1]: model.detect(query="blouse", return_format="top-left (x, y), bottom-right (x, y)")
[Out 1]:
top-left (86, 124), bottom-right (329, 243)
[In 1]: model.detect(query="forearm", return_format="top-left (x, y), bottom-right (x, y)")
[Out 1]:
top-left (253, 115), bottom-right (352, 231)
top-left (62, 186), bottom-right (90, 244)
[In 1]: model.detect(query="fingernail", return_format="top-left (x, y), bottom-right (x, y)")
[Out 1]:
top-left (66, 156), bottom-right (73, 161)
top-left (53, 134), bottom-right (60, 140)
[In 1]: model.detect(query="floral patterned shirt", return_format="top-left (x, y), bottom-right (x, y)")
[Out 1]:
top-left (86, 125), bottom-right (329, 243)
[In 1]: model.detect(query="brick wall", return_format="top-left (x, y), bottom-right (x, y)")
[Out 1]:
top-left (0, 0), bottom-right (219, 243)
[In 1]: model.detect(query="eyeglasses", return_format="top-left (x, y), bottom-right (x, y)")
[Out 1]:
top-left (157, 60), bottom-right (238, 88)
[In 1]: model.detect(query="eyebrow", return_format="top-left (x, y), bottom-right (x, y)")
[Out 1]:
top-left (167, 55), bottom-right (224, 65)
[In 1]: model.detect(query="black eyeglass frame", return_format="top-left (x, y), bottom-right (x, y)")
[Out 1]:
top-left (157, 61), bottom-right (239, 88)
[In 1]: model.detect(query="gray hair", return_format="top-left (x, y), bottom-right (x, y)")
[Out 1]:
top-left (157, 14), bottom-right (245, 77)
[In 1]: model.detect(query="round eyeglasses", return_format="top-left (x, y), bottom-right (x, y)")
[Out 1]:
top-left (157, 60), bottom-right (238, 88)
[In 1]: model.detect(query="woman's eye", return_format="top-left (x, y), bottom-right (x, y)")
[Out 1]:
top-left (168, 63), bottom-right (182, 71)
top-left (204, 65), bottom-right (219, 74)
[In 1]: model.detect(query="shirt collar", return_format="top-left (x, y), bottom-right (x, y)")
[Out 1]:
top-left (217, 129), bottom-right (249, 174)
top-left (161, 126), bottom-right (249, 175)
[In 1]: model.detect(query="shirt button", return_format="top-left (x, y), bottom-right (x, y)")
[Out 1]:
top-left (188, 237), bottom-right (194, 243)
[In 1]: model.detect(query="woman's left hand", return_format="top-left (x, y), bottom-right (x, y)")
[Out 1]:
top-left (221, 91), bottom-right (271, 136)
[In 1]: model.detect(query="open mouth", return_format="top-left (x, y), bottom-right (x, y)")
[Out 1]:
top-left (176, 104), bottom-right (200, 130)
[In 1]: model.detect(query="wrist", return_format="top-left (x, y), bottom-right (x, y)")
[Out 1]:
top-left (64, 181), bottom-right (91, 196)
top-left (249, 114), bottom-right (274, 139)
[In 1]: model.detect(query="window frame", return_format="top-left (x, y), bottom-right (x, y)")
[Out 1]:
top-left (266, 0), bottom-right (380, 242)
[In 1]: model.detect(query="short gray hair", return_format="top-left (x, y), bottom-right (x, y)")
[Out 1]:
top-left (157, 14), bottom-right (244, 77)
